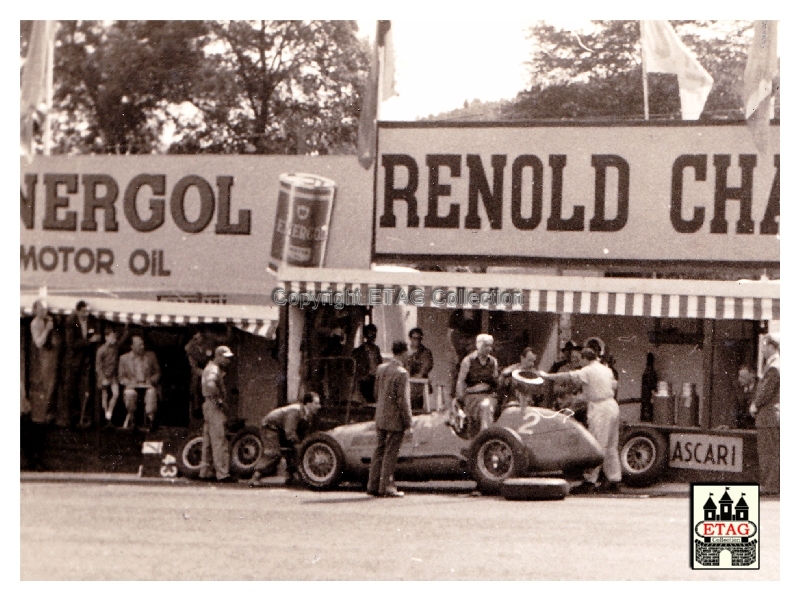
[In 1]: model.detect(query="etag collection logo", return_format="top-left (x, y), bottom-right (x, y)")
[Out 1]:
top-left (690, 483), bottom-right (760, 569)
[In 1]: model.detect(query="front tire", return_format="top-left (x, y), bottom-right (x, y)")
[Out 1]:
top-left (230, 427), bottom-right (264, 477)
top-left (469, 428), bottom-right (529, 495)
top-left (299, 433), bottom-right (346, 490)
top-left (619, 428), bottom-right (668, 487)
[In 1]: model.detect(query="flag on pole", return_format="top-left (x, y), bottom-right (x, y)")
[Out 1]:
top-left (378, 20), bottom-right (396, 103)
top-left (640, 20), bottom-right (713, 120)
top-left (357, 20), bottom-right (396, 169)
top-left (742, 20), bottom-right (779, 154)
top-left (20, 20), bottom-right (57, 161)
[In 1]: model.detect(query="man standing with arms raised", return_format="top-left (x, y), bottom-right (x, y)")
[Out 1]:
top-left (367, 341), bottom-right (413, 498)
top-left (199, 346), bottom-right (237, 483)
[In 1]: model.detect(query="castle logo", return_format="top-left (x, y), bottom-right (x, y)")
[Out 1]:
top-left (690, 483), bottom-right (759, 570)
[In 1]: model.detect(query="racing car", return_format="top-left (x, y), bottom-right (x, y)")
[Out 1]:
top-left (297, 394), bottom-right (604, 494)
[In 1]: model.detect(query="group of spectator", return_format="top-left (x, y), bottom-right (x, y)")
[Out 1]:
top-left (25, 299), bottom-right (197, 432)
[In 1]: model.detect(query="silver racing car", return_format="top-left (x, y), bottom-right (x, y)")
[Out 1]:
top-left (298, 397), bottom-right (604, 494)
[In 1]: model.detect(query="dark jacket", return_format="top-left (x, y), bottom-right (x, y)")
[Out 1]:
top-left (406, 344), bottom-right (434, 379)
top-left (374, 358), bottom-right (412, 432)
top-left (262, 403), bottom-right (311, 444)
top-left (64, 312), bottom-right (98, 366)
top-left (753, 361), bottom-right (779, 428)
top-left (353, 341), bottom-right (383, 381)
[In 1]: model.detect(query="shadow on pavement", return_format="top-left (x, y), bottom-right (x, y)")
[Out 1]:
top-left (300, 495), bottom-right (377, 504)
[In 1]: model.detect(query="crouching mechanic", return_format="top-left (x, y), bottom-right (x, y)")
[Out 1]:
top-left (249, 392), bottom-right (322, 486)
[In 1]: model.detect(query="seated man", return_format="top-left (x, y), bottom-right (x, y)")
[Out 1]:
top-left (95, 328), bottom-right (121, 424)
top-left (118, 335), bottom-right (161, 429)
top-left (498, 346), bottom-right (541, 413)
top-left (455, 333), bottom-right (499, 437)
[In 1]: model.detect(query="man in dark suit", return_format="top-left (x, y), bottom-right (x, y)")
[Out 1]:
top-left (750, 332), bottom-right (780, 495)
top-left (60, 300), bottom-right (101, 428)
top-left (367, 340), bottom-right (412, 498)
top-left (352, 323), bottom-right (383, 404)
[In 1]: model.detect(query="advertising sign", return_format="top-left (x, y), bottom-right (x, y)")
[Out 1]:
top-left (268, 173), bottom-right (336, 272)
top-left (373, 122), bottom-right (779, 264)
top-left (20, 155), bottom-right (372, 295)
top-left (669, 433), bottom-right (744, 472)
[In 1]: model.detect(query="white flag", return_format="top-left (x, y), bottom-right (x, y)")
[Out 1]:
top-left (357, 20), bottom-right (396, 169)
top-left (378, 20), bottom-right (397, 102)
top-left (20, 20), bottom-right (57, 161)
top-left (641, 20), bottom-right (713, 120)
top-left (742, 21), bottom-right (779, 154)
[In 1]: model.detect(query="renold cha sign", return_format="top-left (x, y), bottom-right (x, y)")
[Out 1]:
top-left (373, 122), bottom-right (779, 264)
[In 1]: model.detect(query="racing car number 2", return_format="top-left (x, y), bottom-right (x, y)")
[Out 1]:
top-left (517, 410), bottom-right (542, 436)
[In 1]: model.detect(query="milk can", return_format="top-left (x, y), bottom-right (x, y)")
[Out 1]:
top-left (676, 382), bottom-right (699, 427)
top-left (652, 381), bottom-right (673, 425)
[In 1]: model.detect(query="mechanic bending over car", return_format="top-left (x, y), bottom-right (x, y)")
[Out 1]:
top-left (535, 346), bottom-right (622, 494)
top-left (249, 392), bottom-right (322, 487)
top-left (455, 333), bottom-right (500, 438)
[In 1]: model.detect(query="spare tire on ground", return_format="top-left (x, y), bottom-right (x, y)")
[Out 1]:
top-left (501, 477), bottom-right (569, 501)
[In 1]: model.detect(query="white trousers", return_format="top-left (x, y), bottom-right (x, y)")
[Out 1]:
top-left (585, 398), bottom-right (622, 484)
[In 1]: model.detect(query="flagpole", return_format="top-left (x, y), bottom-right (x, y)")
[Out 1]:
top-left (376, 20), bottom-right (383, 121)
top-left (43, 20), bottom-right (55, 155)
top-left (641, 21), bottom-right (649, 121)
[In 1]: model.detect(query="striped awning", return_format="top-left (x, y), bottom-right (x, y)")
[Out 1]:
top-left (20, 294), bottom-right (279, 338)
top-left (276, 266), bottom-right (779, 321)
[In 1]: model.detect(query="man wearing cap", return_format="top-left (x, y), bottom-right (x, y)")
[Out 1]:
top-left (249, 392), bottom-right (322, 486)
top-left (750, 332), bottom-right (780, 495)
top-left (199, 346), bottom-right (237, 483)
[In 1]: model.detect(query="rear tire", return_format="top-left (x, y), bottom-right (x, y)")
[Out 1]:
top-left (298, 433), bottom-right (346, 490)
top-left (177, 433), bottom-right (204, 478)
top-left (619, 428), bottom-right (668, 487)
top-left (469, 428), bottom-right (529, 495)
top-left (230, 426), bottom-right (264, 477)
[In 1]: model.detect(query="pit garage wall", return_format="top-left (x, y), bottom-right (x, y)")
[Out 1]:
top-left (400, 308), bottom-right (757, 431)
top-left (570, 314), bottom-right (758, 428)
top-left (233, 328), bottom-right (282, 425)
top-left (415, 307), bottom-right (560, 402)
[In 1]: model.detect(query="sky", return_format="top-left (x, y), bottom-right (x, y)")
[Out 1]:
top-left (356, 20), bottom-right (538, 120)
top-left (353, 16), bottom-right (782, 121)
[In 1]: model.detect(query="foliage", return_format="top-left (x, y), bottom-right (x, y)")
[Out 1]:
top-left (419, 98), bottom-right (507, 122)
top-left (502, 20), bottom-right (765, 121)
top-left (20, 20), bottom-right (370, 154)
top-left (171, 20), bottom-right (369, 155)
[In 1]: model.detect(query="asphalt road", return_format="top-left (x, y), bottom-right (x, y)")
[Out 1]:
top-left (20, 481), bottom-right (780, 581)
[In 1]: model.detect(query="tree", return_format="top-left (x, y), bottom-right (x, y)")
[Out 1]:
top-left (21, 20), bottom-right (370, 155)
top-left (419, 98), bottom-right (507, 122)
top-left (502, 20), bottom-right (762, 121)
top-left (25, 20), bottom-right (208, 154)
top-left (170, 20), bottom-right (369, 155)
